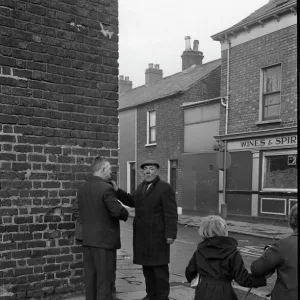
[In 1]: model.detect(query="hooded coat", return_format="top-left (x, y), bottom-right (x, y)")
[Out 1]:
top-left (251, 233), bottom-right (298, 300)
top-left (116, 175), bottom-right (178, 266)
top-left (185, 236), bottom-right (266, 300)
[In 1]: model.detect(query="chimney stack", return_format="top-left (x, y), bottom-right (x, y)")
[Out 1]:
top-left (181, 37), bottom-right (204, 71)
top-left (119, 75), bottom-right (132, 95)
top-left (145, 63), bottom-right (163, 85)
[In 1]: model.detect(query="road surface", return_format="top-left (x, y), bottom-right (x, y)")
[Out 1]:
top-left (120, 218), bottom-right (276, 298)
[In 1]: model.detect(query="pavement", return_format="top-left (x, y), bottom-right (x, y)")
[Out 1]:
top-left (51, 209), bottom-right (290, 300)
top-left (62, 249), bottom-right (268, 300)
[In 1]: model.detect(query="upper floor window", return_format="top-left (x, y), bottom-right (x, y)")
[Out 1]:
top-left (147, 110), bottom-right (156, 145)
top-left (261, 64), bottom-right (281, 121)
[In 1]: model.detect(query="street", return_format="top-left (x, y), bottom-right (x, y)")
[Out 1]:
top-left (120, 218), bottom-right (277, 298)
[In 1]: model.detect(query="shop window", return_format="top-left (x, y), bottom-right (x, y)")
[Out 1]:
top-left (260, 64), bottom-right (281, 121)
top-left (262, 151), bottom-right (297, 191)
top-left (147, 110), bottom-right (156, 145)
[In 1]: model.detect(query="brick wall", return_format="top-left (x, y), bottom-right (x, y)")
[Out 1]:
top-left (219, 25), bottom-right (297, 135)
top-left (136, 67), bottom-right (221, 206)
top-left (0, 0), bottom-right (118, 298)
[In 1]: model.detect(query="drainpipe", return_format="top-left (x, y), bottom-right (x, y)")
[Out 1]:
top-left (220, 39), bottom-right (231, 219)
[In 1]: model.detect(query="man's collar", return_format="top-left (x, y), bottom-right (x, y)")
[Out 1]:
top-left (91, 175), bottom-right (109, 183)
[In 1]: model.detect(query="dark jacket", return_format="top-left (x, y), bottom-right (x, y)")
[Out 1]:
top-left (76, 176), bottom-right (129, 250)
top-left (251, 233), bottom-right (298, 300)
top-left (185, 236), bottom-right (266, 300)
top-left (116, 175), bottom-right (178, 266)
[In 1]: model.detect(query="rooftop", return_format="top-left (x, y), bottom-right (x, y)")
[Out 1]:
top-left (212, 0), bottom-right (297, 40)
top-left (119, 59), bottom-right (221, 111)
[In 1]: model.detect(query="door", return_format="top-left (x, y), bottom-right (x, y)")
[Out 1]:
top-left (182, 153), bottom-right (219, 213)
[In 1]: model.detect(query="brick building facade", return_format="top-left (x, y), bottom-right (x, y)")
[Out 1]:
top-left (119, 37), bottom-right (221, 210)
top-left (212, 0), bottom-right (297, 220)
top-left (135, 66), bottom-right (221, 207)
top-left (0, 0), bottom-right (119, 297)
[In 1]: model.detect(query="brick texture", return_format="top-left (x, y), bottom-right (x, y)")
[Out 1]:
top-left (136, 67), bottom-right (221, 206)
top-left (0, 0), bottom-right (119, 298)
top-left (219, 25), bottom-right (297, 135)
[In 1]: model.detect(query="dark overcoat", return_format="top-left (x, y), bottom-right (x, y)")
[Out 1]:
top-left (185, 236), bottom-right (266, 300)
top-left (76, 176), bottom-right (129, 250)
top-left (116, 176), bottom-right (178, 266)
top-left (251, 233), bottom-right (298, 300)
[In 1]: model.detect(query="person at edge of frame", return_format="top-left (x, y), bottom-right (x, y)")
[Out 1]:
top-left (110, 159), bottom-right (178, 300)
top-left (251, 203), bottom-right (298, 300)
top-left (185, 215), bottom-right (267, 300)
top-left (72, 156), bottom-right (128, 300)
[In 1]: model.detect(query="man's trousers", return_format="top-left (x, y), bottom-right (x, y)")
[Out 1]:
top-left (83, 246), bottom-right (115, 300)
top-left (142, 265), bottom-right (170, 300)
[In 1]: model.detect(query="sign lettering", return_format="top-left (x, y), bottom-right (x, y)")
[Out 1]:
top-left (239, 135), bottom-right (297, 149)
top-left (228, 135), bottom-right (297, 151)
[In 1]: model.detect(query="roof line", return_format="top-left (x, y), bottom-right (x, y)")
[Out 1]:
top-left (120, 58), bottom-right (222, 95)
top-left (181, 64), bottom-right (221, 92)
top-left (118, 91), bottom-right (183, 112)
top-left (211, 1), bottom-right (296, 40)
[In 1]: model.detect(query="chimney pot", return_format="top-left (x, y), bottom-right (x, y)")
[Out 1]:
top-left (119, 75), bottom-right (132, 95)
top-left (184, 36), bottom-right (191, 50)
top-left (193, 40), bottom-right (199, 51)
top-left (148, 63), bottom-right (154, 69)
top-left (154, 64), bottom-right (160, 69)
top-left (181, 37), bottom-right (204, 70)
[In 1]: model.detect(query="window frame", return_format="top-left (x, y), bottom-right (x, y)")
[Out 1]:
top-left (146, 110), bottom-right (156, 146)
top-left (261, 150), bottom-right (297, 192)
top-left (259, 64), bottom-right (282, 122)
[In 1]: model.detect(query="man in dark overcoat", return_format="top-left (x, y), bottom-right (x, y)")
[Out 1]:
top-left (111, 159), bottom-right (178, 300)
top-left (76, 156), bottom-right (129, 300)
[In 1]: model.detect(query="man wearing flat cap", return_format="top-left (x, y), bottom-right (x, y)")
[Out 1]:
top-left (111, 159), bottom-right (178, 300)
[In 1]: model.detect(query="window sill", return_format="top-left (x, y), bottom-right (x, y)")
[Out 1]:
top-left (145, 143), bottom-right (157, 147)
top-left (256, 119), bottom-right (282, 125)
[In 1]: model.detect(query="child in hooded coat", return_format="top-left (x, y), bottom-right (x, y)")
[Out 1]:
top-left (185, 215), bottom-right (266, 300)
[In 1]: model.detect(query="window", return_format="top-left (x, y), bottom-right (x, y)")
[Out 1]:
top-left (262, 151), bottom-right (297, 191)
top-left (147, 110), bottom-right (156, 144)
top-left (261, 65), bottom-right (281, 121)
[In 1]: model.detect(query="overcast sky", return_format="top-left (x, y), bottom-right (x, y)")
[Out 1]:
top-left (119, 0), bottom-right (269, 88)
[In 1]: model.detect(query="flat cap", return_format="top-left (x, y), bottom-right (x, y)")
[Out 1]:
top-left (140, 159), bottom-right (160, 169)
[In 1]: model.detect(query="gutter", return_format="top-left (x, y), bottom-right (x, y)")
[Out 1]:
top-left (180, 97), bottom-right (221, 109)
top-left (211, 2), bottom-right (297, 41)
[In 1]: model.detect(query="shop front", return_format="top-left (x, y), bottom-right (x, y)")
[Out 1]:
top-left (219, 128), bottom-right (297, 219)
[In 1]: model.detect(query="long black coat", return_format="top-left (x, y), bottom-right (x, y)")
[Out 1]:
top-left (185, 236), bottom-right (266, 300)
top-left (251, 234), bottom-right (298, 300)
top-left (77, 176), bottom-right (129, 250)
top-left (116, 176), bottom-right (178, 266)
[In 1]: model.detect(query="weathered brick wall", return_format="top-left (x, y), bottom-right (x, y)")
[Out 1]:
top-left (219, 25), bottom-right (297, 135)
top-left (136, 67), bottom-right (221, 206)
top-left (0, 0), bottom-right (118, 298)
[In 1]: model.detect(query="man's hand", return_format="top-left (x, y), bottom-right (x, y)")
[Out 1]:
top-left (110, 180), bottom-right (119, 192)
top-left (166, 238), bottom-right (175, 245)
